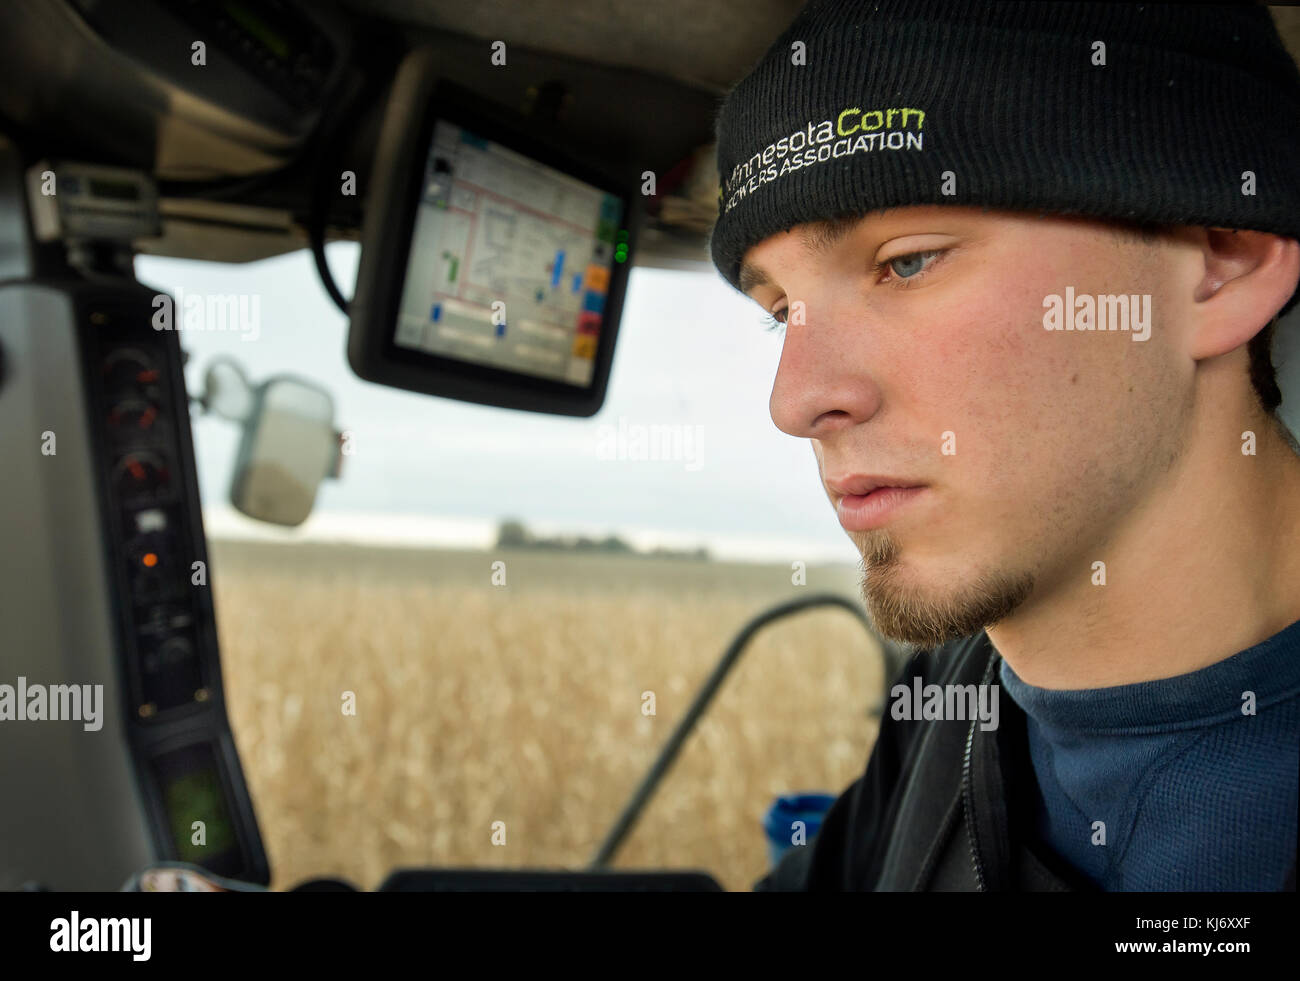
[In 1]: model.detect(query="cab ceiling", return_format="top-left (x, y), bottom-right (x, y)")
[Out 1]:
top-left (341, 1), bottom-right (1300, 97)
top-left (334, 0), bottom-right (807, 94)
top-left (0, 1), bottom-right (1295, 270)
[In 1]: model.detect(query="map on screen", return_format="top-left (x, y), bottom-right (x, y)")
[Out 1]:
top-left (393, 120), bottom-right (625, 387)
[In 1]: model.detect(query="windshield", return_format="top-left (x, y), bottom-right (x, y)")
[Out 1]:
top-left (133, 245), bottom-right (878, 890)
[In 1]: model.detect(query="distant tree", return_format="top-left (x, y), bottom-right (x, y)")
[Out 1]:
top-left (496, 518), bottom-right (530, 548)
top-left (495, 520), bottom-right (698, 557)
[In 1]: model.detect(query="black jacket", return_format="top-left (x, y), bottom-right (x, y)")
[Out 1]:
top-left (756, 631), bottom-right (1300, 891)
top-left (754, 631), bottom-right (1085, 890)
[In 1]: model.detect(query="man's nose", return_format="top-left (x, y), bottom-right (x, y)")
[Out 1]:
top-left (768, 298), bottom-right (883, 440)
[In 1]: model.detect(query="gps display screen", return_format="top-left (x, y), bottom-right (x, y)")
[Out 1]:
top-left (392, 120), bottom-right (626, 388)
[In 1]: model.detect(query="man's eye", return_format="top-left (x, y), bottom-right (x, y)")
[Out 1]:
top-left (757, 248), bottom-right (944, 334)
top-left (879, 249), bottom-right (943, 283)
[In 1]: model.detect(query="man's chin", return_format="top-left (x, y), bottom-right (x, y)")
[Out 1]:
top-left (855, 531), bottom-right (1035, 649)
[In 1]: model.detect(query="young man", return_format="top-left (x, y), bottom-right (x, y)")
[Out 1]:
top-left (709, 0), bottom-right (1300, 890)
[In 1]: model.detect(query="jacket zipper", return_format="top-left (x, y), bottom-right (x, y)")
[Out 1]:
top-left (962, 715), bottom-right (987, 891)
top-left (963, 648), bottom-right (1000, 892)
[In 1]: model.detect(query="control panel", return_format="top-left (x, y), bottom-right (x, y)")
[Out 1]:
top-left (77, 283), bottom-right (268, 883)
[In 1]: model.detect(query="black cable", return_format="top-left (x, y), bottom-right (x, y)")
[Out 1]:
top-left (307, 100), bottom-right (352, 315)
top-left (158, 51), bottom-right (386, 315)
top-left (589, 592), bottom-right (901, 869)
top-left (309, 62), bottom-right (388, 316)
top-left (310, 203), bottom-right (350, 315)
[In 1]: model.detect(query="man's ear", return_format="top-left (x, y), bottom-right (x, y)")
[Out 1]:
top-left (1187, 228), bottom-right (1300, 361)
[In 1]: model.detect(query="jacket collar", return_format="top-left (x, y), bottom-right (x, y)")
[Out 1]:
top-left (964, 636), bottom-right (1097, 891)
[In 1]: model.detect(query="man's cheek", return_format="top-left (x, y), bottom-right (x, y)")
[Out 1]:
top-left (942, 315), bottom-right (1067, 430)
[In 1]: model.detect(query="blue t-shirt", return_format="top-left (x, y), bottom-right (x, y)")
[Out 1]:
top-left (998, 617), bottom-right (1300, 891)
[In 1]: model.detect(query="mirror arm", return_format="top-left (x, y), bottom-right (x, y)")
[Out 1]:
top-left (326, 430), bottom-right (346, 480)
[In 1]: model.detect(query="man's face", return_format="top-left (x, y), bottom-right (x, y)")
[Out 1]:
top-left (740, 205), bottom-right (1193, 648)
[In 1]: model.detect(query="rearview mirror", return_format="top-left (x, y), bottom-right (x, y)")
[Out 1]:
top-left (202, 356), bottom-right (255, 423)
top-left (230, 376), bottom-right (337, 526)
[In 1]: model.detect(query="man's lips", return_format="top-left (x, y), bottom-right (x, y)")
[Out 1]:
top-left (825, 474), bottom-right (923, 497)
top-left (826, 475), bottom-right (928, 532)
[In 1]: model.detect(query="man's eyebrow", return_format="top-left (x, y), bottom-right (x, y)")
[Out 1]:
top-left (738, 215), bottom-right (865, 296)
top-left (738, 260), bottom-right (771, 295)
top-left (802, 215), bottom-right (863, 258)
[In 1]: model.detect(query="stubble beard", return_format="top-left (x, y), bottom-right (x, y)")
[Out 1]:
top-left (854, 528), bottom-right (1036, 650)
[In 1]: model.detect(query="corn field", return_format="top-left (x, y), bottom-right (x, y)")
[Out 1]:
top-left (209, 541), bottom-right (885, 892)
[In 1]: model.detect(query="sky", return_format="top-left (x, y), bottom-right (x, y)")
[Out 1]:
top-left (133, 244), bottom-right (864, 564)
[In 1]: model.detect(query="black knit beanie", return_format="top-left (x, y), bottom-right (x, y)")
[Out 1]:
top-left (709, 0), bottom-right (1300, 294)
